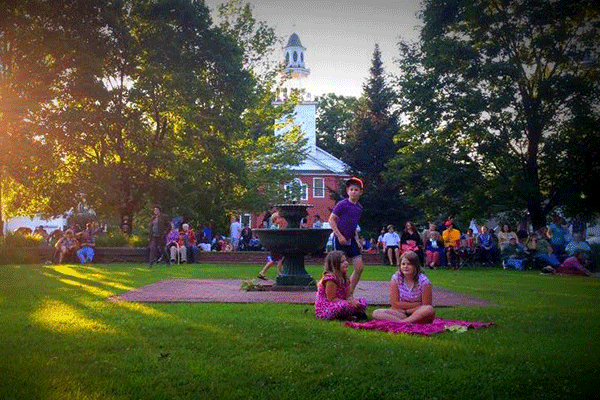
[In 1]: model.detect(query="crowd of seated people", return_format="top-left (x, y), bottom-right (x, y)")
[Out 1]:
top-left (366, 214), bottom-right (596, 272)
top-left (53, 223), bottom-right (99, 264)
top-left (43, 210), bottom-right (597, 274)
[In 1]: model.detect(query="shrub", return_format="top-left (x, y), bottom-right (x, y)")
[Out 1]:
top-left (95, 231), bottom-right (148, 248)
top-left (2, 232), bottom-right (45, 248)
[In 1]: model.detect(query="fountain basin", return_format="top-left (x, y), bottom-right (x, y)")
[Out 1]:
top-left (255, 228), bottom-right (332, 291)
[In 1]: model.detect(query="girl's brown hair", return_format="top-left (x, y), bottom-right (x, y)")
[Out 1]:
top-left (405, 221), bottom-right (417, 233)
top-left (399, 251), bottom-right (421, 282)
top-left (320, 250), bottom-right (347, 285)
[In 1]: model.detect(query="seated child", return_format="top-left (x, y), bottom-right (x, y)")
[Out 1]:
top-left (501, 237), bottom-right (527, 270)
top-left (314, 251), bottom-right (368, 320)
top-left (458, 228), bottom-right (476, 262)
top-left (55, 229), bottom-right (78, 264)
top-left (543, 249), bottom-right (592, 276)
top-left (424, 231), bottom-right (444, 269)
top-left (372, 251), bottom-right (435, 324)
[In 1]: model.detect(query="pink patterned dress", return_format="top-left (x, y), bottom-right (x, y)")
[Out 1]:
top-left (314, 273), bottom-right (368, 320)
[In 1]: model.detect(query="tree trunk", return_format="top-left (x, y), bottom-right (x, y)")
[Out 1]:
top-left (524, 122), bottom-right (545, 230)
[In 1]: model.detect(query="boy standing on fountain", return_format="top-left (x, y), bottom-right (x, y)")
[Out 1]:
top-left (329, 177), bottom-right (364, 295)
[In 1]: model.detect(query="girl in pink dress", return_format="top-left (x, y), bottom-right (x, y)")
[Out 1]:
top-left (372, 251), bottom-right (435, 324)
top-left (315, 251), bottom-right (368, 320)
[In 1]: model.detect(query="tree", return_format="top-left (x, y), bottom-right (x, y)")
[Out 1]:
top-left (344, 45), bottom-right (418, 233)
top-left (346, 45), bottom-right (399, 179)
top-left (315, 93), bottom-right (357, 160)
top-left (0, 0), bottom-right (106, 236)
top-left (3, 0), bottom-right (305, 231)
top-left (37, 0), bottom-right (251, 229)
top-left (393, 0), bottom-right (600, 228)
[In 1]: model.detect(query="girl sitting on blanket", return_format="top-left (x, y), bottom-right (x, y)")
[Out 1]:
top-left (372, 251), bottom-right (435, 324)
top-left (315, 251), bottom-right (368, 320)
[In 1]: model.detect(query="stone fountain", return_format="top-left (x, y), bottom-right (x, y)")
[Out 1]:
top-left (255, 203), bottom-right (332, 291)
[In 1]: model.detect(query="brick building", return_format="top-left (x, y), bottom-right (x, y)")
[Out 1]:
top-left (247, 33), bottom-right (349, 229)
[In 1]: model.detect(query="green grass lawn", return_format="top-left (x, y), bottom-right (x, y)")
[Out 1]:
top-left (1, 262), bottom-right (599, 400)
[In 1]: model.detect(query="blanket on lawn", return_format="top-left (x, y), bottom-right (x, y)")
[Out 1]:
top-left (344, 318), bottom-right (493, 336)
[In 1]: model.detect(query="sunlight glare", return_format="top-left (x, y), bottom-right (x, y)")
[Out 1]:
top-left (32, 299), bottom-right (117, 334)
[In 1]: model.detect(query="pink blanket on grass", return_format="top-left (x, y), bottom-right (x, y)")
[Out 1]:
top-left (344, 318), bottom-right (493, 336)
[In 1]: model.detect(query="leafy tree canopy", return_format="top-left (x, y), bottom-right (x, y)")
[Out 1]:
top-left (1, 0), bottom-right (305, 231)
top-left (393, 0), bottom-right (600, 228)
top-left (315, 93), bottom-right (357, 161)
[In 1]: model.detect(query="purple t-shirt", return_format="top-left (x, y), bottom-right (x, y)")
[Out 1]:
top-left (331, 198), bottom-right (363, 241)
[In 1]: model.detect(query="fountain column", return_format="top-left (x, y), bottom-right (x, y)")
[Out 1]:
top-left (255, 204), bottom-right (332, 291)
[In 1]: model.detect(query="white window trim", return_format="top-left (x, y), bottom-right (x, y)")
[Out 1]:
top-left (313, 177), bottom-right (325, 198)
top-left (241, 213), bottom-right (252, 227)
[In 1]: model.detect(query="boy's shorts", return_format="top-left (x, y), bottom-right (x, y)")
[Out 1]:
top-left (267, 252), bottom-right (283, 262)
top-left (333, 236), bottom-right (362, 259)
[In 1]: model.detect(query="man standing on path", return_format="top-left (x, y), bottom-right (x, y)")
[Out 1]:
top-left (148, 205), bottom-right (171, 268)
top-left (328, 177), bottom-right (364, 295)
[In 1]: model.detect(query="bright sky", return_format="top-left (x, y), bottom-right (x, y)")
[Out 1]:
top-left (205, 0), bottom-right (423, 98)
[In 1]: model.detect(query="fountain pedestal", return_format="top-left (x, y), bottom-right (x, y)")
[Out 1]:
top-left (255, 204), bottom-right (331, 291)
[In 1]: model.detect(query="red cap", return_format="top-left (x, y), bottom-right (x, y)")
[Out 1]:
top-left (346, 176), bottom-right (364, 189)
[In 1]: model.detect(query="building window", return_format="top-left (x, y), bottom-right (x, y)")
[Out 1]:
top-left (313, 178), bottom-right (325, 198)
top-left (284, 178), bottom-right (307, 201)
top-left (241, 214), bottom-right (252, 227)
top-left (293, 51), bottom-right (298, 62)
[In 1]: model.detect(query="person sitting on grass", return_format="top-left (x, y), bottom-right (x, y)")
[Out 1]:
top-left (501, 236), bottom-right (527, 270)
top-left (314, 251), bottom-right (368, 321)
top-left (565, 233), bottom-right (591, 263)
top-left (525, 231), bottom-right (560, 268)
top-left (372, 251), bottom-right (435, 324)
top-left (55, 229), bottom-right (78, 264)
top-left (542, 249), bottom-right (592, 276)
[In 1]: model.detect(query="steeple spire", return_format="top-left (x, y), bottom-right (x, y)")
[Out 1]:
top-left (284, 32), bottom-right (310, 79)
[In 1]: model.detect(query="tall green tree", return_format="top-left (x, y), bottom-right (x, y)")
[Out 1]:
top-left (344, 45), bottom-right (417, 233)
top-left (0, 0), bottom-right (107, 236)
top-left (38, 0), bottom-right (251, 228)
top-left (346, 45), bottom-right (398, 179)
top-left (2, 0), bottom-right (304, 231)
top-left (315, 93), bottom-right (357, 160)
top-left (393, 0), bottom-right (600, 228)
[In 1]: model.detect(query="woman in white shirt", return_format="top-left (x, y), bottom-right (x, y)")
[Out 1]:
top-left (383, 224), bottom-right (401, 266)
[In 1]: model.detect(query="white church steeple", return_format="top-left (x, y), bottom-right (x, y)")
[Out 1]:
top-left (275, 33), bottom-right (317, 155)
top-left (274, 33), bottom-right (349, 180)
top-left (285, 33), bottom-right (310, 79)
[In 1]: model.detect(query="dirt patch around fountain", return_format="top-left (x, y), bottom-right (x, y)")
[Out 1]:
top-left (108, 279), bottom-right (492, 307)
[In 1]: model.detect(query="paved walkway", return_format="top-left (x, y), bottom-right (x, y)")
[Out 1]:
top-left (109, 279), bottom-right (491, 307)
